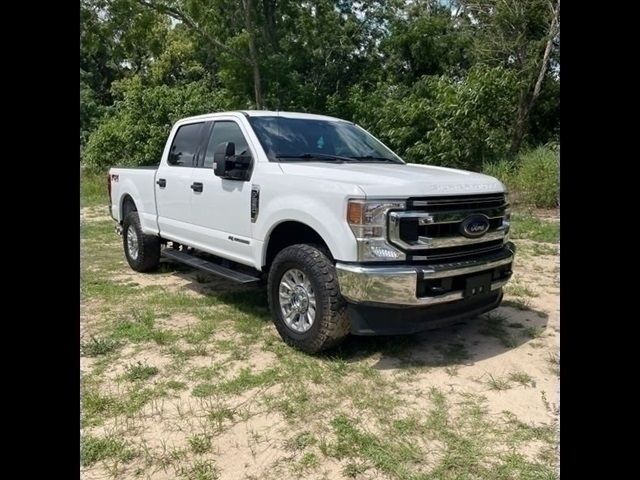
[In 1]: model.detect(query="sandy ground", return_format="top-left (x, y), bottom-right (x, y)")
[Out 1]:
top-left (80, 205), bottom-right (559, 479)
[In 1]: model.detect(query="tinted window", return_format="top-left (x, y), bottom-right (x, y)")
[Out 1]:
top-left (248, 116), bottom-right (403, 163)
top-left (168, 123), bottom-right (203, 166)
top-left (203, 121), bottom-right (250, 168)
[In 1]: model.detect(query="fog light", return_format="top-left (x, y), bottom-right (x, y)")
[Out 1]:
top-left (370, 245), bottom-right (402, 259)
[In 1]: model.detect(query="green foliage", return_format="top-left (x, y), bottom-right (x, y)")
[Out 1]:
top-left (514, 147), bottom-right (559, 208)
top-left (351, 65), bottom-right (520, 170)
top-left (80, 0), bottom-right (559, 173)
top-left (485, 146), bottom-right (559, 208)
top-left (80, 170), bottom-right (109, 207)
top-left (83, 78), bottom-right (232, 171)
top-left (81, 435), bottom-right (135, 467)
top-left (510, 213), bottom-right (559, 243)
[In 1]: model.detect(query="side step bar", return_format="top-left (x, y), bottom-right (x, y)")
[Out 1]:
top-left (161, 249), bottom-right (261, 284)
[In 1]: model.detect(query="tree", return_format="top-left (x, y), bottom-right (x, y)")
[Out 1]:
top-left (460, 0), bottom-right (560, 155)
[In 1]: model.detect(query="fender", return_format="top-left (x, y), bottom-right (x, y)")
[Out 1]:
top-left (115, 174), bottom-right (159, 235)
top-left (253, 192), bottom-right (360, 268)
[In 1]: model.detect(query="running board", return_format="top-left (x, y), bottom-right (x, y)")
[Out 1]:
top-left (161, 249), bottom-right (260, 284)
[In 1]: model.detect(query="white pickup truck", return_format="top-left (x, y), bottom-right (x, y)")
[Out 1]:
top-left (109, 111), bottom-right (515, 352)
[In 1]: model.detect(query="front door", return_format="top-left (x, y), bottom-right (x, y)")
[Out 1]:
top-left (155, 121), bottom-right (205, 244)
top-left (189, 119), bottom-right (255, 265)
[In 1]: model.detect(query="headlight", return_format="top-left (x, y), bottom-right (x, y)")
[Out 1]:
top-left (347, 199), bottom-right (406, 261)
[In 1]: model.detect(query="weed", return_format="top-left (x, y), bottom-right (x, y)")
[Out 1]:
top-left (81, 336), bottom-right (121, 357)
top-left (81, 435), bottom-right (136, 467)
top-left (124, 362), bottom-right (159, 382)
top-left (189, 434), bottom-right (212, 455)
top-left (508, 371), bottom-right (536, 388)
top-left (285, 431), bottom-right (317, 451)
top-left (486, 374), bottom-right (511, 391)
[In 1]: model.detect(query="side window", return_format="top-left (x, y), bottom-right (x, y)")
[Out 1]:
top-left (203, 121), bottom-right (250, 169)
top-left (168, 123), bottom-right (204, 167)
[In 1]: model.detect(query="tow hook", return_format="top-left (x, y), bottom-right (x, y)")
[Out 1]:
top-left (115, 224), bottom-right (123, 236)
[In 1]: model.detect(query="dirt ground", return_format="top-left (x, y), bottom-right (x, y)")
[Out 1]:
top-left (80, 205), bottom-right (559, 479)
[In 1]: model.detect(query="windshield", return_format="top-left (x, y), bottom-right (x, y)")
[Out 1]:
top-left (247, 116), bottom-right (404, 164)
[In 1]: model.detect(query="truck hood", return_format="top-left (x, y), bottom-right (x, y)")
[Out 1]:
top-left (278, 162), bottom-right (505, 197)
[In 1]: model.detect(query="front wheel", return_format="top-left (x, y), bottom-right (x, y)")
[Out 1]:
top-left (122, 212), bottom-right (160, 272)
top-left (267, 244), bottom-right (350, 353)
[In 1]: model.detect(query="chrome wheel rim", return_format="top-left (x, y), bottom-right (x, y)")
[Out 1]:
top-left (127, 227), bottom-right (139, 260)
top-left (279, 268), bottom-right (316, 333)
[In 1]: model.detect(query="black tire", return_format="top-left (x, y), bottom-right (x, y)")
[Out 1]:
top-left (268, 244), bottom-right (350, 353)
top-left (122, 212), bottom-right (160, 272)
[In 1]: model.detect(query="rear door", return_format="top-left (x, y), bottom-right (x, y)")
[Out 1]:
top-left (188, 119), bottom-right (255, 265)
top-left (155, 121), bottom-right (206, 243)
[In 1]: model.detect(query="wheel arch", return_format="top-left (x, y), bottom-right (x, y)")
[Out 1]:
top-left (263, 220), bottom-right (332, 270)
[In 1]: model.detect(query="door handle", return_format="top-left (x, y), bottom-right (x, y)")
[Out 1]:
top-left (156, 178), bottom-right (167, 188)
top-left (190, 182), bottom-right (203, 192)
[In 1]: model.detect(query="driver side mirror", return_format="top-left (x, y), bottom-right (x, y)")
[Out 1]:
top-left (213, 142), bottom-right (251, 180)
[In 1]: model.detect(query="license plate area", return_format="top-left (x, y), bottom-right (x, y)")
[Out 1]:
top-left (463, 272), bottom-right (492, 298)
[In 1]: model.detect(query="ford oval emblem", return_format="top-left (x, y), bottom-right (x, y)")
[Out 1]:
top-left (460, 214), bottom-right (490, 238)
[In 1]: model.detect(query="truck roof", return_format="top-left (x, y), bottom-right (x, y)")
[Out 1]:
top-left (178, 110), bottom-right (349, 123)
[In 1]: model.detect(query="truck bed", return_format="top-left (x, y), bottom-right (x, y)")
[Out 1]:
top-left (109, 166), bottom-right (158, 229)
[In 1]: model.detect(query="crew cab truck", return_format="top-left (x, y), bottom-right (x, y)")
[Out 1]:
top-left (109, 111), bottom-right (515, 353)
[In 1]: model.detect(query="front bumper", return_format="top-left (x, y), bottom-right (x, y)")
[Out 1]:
top-left (336, 243), bottom-right (515, 307)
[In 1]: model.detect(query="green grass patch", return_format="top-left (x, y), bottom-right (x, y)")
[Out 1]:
top-left (508, 371), bottom-right (536, 388)
top-left (486, 374), bottom-right (512, 391)
top-left (81, 435), bottom-right (136, 467)
top-left (510, 214), bottom-right (559, 243)
top-left (81, 170), bottom-right (109, 207)
top-left (327, 414), bottom-right (422, 478)
top-left (110, 310), bottom-right (176, 345)
top-left (123, 362), bottom-right (159, 382)
top-left (81, 336), bottom-right (121, 357)
top-left (189, 434), bottom-right (212, 455)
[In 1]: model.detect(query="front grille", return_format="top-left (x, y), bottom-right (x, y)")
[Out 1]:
top-left (408, 194), bottom-right (506, 211)
top-left (388, 193), bottom-right (509, 261)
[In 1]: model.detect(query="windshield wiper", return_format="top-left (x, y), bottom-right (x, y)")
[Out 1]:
top-left (349, 155), bottom-right (402, 164)
top-left (276, 153), bottom-right (354, 163)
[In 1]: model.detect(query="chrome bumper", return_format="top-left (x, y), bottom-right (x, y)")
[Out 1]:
top-left (336, 243), bottom-right (515, 307)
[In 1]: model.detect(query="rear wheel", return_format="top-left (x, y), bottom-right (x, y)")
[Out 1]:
top-left (268, 244), bottom-right (350, 353)
top-left (122, 212), bottom-right (160, 272)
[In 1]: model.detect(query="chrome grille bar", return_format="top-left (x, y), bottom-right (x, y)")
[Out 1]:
top-left (387, 193), bottom-right (508, 255)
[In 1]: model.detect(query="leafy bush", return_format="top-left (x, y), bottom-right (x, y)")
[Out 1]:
top-left (83, 77), bottom-right (232, 171)
top-left (482, 159), bottom-right (516, 191)
top-left (349, 65), bottom-right (520, 171)
top-left (515, 146), bottom-right (559, 208)
top-left (483, 146), bottom-right (559, 208)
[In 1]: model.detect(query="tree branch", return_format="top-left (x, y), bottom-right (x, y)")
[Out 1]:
top-left (531, 0), bottom-right (560, 102)
top-left (135, 0), bottom-right (253, 66)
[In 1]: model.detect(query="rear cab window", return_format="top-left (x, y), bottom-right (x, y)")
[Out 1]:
top-left (167, 122), bottom-right (205, 167)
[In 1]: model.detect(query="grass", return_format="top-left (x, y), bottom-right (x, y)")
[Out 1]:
top-left (81, 169), bottom-right (109, 207)
top-left (510, 213), bottom-right (559, 243)
top-left (486, 374), bottom-right (512, 391)
top-left (285, 431), bottom-right (317, 451)
top-left (123, 362), bottom-right (159, 382)
top-left (505, 282), bottom-right (538, 298)
top-left (81, 435), bottom-right (136, 467)
top-left (478, 313), bottom-right (516, 348)
top-left (81, 336), bottom-right (121, 356)
top-left (189, 434), bottom-right (212, 454)
top-left (508, 371), bottom-right (536, 388)
top-left (80, 186), bottom-right (559, 479)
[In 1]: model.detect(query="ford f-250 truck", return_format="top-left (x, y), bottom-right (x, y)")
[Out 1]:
top-left (108, 111), bottom-right (515, 353)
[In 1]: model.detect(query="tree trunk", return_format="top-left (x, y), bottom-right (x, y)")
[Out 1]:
top-left (509, 0), bottom-right (560, 156)
top-left (262, 0), bottom-right (278, 50)
top-left (242, 0), bottom-right (264, 109)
